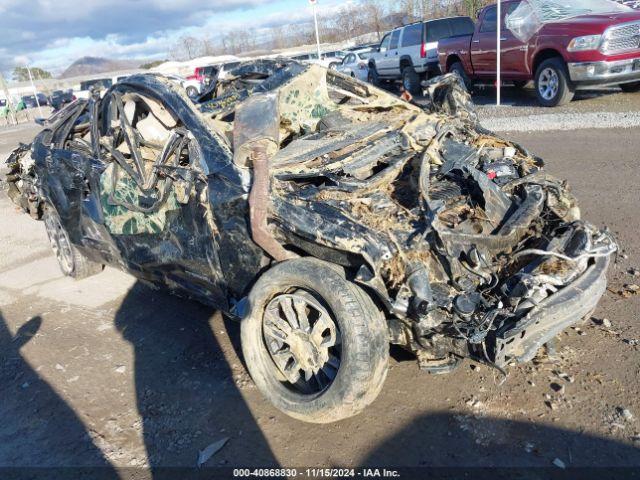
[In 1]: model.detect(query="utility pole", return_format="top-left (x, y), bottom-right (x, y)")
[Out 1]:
top-left (310, 0), bottom-right (322, 60)
top-left (26, 65), bottom-right (43, 118)
top-left (0, 71), bottom-right (17, 125)
top-left (496, 0), bottom-right (502, 106)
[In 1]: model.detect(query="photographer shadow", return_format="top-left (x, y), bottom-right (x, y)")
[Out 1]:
top-left (114, 281), bottom-right (278, 477)
top-left (0, 310), bottom-right (116, 476)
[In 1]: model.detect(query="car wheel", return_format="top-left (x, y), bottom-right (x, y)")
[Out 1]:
top-left (620, 81), bottom-right (640, 93)
top-left (535, 58), bottom-right (574, 107)
top-left (367, 65), bottom-right (381, 87)
top-left (185, 86), bottom-right (198, 98)
top-left (43, 206), bottom-right (104, 279)
top-left (402, 66), bottom-right (421, 95)
top-left (241, 258), bottom-right (389, 423)
top-left (450, 62), bottom-right (472, 92)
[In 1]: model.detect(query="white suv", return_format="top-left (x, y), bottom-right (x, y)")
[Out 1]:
top-left (368, 17), bottom-right (475, 94)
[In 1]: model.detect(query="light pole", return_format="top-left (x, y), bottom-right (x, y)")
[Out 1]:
top-left (310, 0), bottom-right (322, 61)
top-left (26, 65), bottom-right (43, 118)
top-left (497, 0), bottom-right (502, 106)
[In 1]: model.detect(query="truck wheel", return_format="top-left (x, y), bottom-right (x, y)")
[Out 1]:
top-left (185, 86), bottom-right (198, 98)
top-left (367, 65), bottom-right (381, 87)
top-left (241, 258), bottom-right (389, 423)
top-left (450, 62), bottom-right (472, 92)
top-left (620, 82), bottom-right (640, 93)
top-left (402, 66), bottom-right (421, 95)
top-left (535, 58), bottom-right (574, 107)
top-left (43, 207), bottom-right (104, 280)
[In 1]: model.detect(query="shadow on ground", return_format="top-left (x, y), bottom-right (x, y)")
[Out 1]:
top-left (470, 85), bottom-right (621, 108)
top-left (114, 281), bottom-right (278, 476)
top-left (363, 412), bottom-right (640, 471)
top-left (0, 310), bottom-right (117, 475)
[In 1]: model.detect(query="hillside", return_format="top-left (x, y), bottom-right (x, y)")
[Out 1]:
top-left (59, 56), bottom-right (142, 78)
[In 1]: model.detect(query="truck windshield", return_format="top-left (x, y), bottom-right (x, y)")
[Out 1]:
top-left (507, 0), bottom-right (632, 42)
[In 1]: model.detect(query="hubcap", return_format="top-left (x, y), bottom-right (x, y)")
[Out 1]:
top-left (263, 291), bottom-right (341, 394)
top-left (44, 212), bottom-right (74, 275)
top-left (538, 67), bottom-right (559, 100)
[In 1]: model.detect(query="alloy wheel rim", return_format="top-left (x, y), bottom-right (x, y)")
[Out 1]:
top-left (539, 68), bottom-right (559, 100)
top-left (262, 291), bottom-right (341, 394)
top-left (45, 213), bottom-right (73, 275)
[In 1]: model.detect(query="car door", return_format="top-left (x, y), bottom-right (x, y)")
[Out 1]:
top-left (471, 5), bottom-right (499, 77)
top-left (340, 54), bottom-right (356, 76)
top-left (378, 29), bottom-right (401, 77)
top-left (471, 3), bottom-right (526, 79)
top-left (96, 84), bottom-right (228, 307)
top-left (501, 2), bottom-right (528, 78)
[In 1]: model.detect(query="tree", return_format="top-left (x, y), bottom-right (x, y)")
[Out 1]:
top-left (360, 0), bottom-right (387, 40)
top-left (170, 36), bottom-right (203, 61)
top-left (140, 60), bottom-right (167, 69)
top-left (12, 67), bottom-right (52, 82)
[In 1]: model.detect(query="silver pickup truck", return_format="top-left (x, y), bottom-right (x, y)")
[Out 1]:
top-left (367, 16), bottom-right (475, 94)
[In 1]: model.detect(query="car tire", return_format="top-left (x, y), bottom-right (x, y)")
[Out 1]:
top-left (402, 66), bottom-right (421, 95)
top-left (620, 81), bottom-right (640, 93)
top-left (367, 65), bottom-right (381, 87)
top-left (535, 58), bottom-right (574, 107)
top-left (43, 206), bottom-right (104, 280)
top-left (241, 258), bottom-right (389, 423)
top-left (450, 62), bottom-right (472, 92)
top-left (185, 86), bottom-right (198, 98)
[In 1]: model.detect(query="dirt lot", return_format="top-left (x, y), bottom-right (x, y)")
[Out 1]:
top-left (1, 91), bottom-right (640, 477)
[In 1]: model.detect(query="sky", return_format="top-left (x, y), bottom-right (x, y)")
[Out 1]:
top-left (0, 0), bottom-right (346, 76)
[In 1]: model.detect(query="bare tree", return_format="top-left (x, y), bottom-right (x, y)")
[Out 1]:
top-left (360, 0), bottom-right (387, 40)
top-left (170, 35), bottom-right (203, 60)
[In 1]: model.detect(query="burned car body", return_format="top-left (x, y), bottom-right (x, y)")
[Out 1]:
top-left (5, 61), bottom-right (617, 423)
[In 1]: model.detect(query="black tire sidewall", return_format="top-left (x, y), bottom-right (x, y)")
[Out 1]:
top-left (368, 65), bottom-right (380, 86)
top-left (620, 81), bottom-right (640, 93)
top-left (535, 58), bottom-right (574, 107)
top-left (241, 258), bottom-right (388, 423)
top-left (402, 66), bottom-right (420, 95)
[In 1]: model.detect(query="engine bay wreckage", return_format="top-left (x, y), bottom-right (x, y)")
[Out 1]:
top-left (5, 59), bottom-right (617, 420)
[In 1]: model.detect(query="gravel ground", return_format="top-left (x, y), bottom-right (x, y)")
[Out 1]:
top-left (474, 86), bottom-right (640, 132)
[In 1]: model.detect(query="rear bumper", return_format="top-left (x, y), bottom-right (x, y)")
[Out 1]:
top-left (568, 59), bottom-right (640, 88)
top-left (494, 256), bottom-right (610, 367)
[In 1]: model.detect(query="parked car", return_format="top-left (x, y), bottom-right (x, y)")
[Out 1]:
top-left (368, 17), bottom-right (475, 93)
top-left (291, 51), bottom-right (347, 69)
top-left (185, 62), bottom-right (242, 98)
top-left (49, 90), bottom-right (75, 111)
top-left (21, 93), bottom-right (48, 108)
top-left (5, 64), bottom-right (616, 423)
top-left (337, 48), bottom-right (375, 81)
top-left (76, 78), bottom-right (113, 100)
top-left (438, 0), bottom-right (640, 106)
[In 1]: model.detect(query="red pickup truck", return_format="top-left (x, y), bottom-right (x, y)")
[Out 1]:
top-left (438, 1), bottom-right (640, 106)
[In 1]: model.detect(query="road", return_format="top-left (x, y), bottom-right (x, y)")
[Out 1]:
top-left (0, 98), bottom-right (639, 477)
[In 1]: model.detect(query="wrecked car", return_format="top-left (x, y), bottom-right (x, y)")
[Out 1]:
top-left (5, 61), bottom-right (617, 423)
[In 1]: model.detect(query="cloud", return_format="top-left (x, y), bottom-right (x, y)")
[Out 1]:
top-left (0, 0), bottom-right (349, 75)
top-left (1, 0), bottom-right (274, 73)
